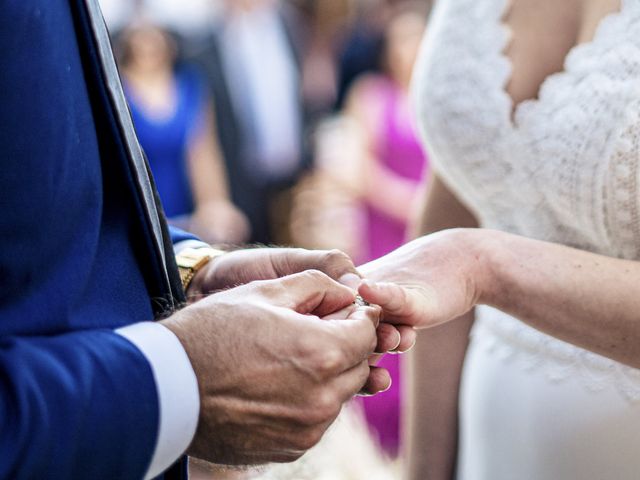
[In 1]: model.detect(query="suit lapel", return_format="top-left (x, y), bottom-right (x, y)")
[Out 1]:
top-left (81, 0), bottom-right (180, 311)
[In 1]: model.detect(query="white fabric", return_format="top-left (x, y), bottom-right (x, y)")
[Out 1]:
top-left (413, 0), bottom-right (640, 478)
top-left (221, 4), bottom-right (302, 181)
top-left (173, 239), bottom-right (209, 255)
top-left (116, 322), bottom-right (200, 480)
top-left (99, 0), bottom-right (221, 33)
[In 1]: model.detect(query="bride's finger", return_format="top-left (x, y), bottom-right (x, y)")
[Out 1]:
top-left (392, 325), bottom-right (417, 353)
top-left (359, 280), bottom-right (435, 328)
top-left (359, 366), bottom-right (392, 396)
top-left (358, 281), bottom-right (410, 318)
top-left (375, 322), bottom-right (401, 352)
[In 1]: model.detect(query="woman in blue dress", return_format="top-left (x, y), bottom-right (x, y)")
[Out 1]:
top-left (119, 22), bottom-right (249, 244)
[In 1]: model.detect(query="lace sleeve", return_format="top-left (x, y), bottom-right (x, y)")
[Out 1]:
top-left (603, 97), bottom-right (640, 259)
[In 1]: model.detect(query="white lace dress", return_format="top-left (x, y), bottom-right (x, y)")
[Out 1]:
top-left (413, 0), bottom-right (640, 478)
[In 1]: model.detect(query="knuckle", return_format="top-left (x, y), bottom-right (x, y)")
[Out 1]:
top-left (293, 334), bottom-right (320, 360)
top-left (303, 269), bottom-right (328, 282)
top-left (315, 347), bottom-right (343, 375)
top-left (294, 428), bottom-right (323, 451)
top-left (323, 249), bottom-right (353, 271)
top-left (313, 389), bottom-right (341, 421)
top-left (293, 405), bottom-right (324, 427)
top-left (356, 321), bottom-right (378, 353)
top-left (326, 248), bottom-right (350, 263)
top-left (254, 278), bottom-right (282, 296)
top-left (294, 330), bottom-right (344, 371)
top-left (364, 306), bottom-right (382, 326)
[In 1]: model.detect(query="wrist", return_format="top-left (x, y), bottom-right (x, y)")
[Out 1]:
top-left (465, 228), bottom-right (507, 308)
top-left (187, 248), bottom-right (252, 297)
top-left (177, 247), bottom-right (226, 298)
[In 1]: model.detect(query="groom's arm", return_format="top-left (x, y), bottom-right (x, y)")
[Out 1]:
top-left (0, 327), bottom-right (196, 479)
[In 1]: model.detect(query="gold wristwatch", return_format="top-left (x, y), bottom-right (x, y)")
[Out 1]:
top-left (175, 247), bottom-right (226, 291)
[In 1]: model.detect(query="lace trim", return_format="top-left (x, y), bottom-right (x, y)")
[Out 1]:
top-left (472, 307), bottom-right (640, 404)
top-left (503, 0), bottom-right (634, 128)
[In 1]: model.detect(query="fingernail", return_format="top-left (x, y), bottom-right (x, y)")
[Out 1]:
top-left (390, 330), bottom-right (401, 351)
top-left (339, 273), bottom-right (361, 289)
top-left (368, 280), bottom-right (384, 291)
top-left (394, 336), bottom-right (417, 354)
top-left (380, 377), bottom-right (393, 393)
top-left (403, 339), bottom-right (418, 353)
top-left (360, 279), bottom-right (373, 289)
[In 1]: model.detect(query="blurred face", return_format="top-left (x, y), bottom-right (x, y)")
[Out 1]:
top-left (222, 0), bottom-right (273, 13)
top-left (126, 26), bottom-right (174, 72)
top-left (385, 12), bottom-right (426, 81)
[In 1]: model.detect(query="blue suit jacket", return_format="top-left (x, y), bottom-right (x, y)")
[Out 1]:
top-left (1, 1), bottom-right (194, 478)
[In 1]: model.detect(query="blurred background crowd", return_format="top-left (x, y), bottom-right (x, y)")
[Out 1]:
top-left (100, 0), bottom-right (433, 477)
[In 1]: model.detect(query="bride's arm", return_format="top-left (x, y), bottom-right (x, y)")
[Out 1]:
top-left (481, 230), bottom-right (640, 367)
top-left (360, 211), bottom-right (640, 370)
top-left (386, 175), bottom-right (478, 480)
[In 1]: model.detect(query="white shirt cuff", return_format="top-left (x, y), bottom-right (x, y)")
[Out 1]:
top-left (116, 322), bottom-right (200, 479)
top-left (174, 239), bottom-right (209, 255)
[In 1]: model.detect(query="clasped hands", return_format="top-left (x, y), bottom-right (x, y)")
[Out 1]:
top-left (162, 229), bottom-right (486, 465)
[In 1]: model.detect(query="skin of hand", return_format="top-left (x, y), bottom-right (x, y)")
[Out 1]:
top-left (358, 229), bottom-right (484, 330)
top-left (188, 247), bottom-right (414, 355)
top-left (162, 270), bottom-right (385, 465)
top-left (359, 227), bottom-right (640, 369)
top-left (189, 200), bottom-right (251, 245)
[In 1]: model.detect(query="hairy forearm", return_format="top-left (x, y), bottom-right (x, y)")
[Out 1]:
top-left (477, 230), bottom-right (640, 368)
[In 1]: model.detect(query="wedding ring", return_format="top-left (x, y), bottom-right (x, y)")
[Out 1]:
top-left (355, 295), bottom-right (370, 307)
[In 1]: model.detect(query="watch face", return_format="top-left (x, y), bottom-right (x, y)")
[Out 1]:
top-left (176, 248), bottom-right (224, 286)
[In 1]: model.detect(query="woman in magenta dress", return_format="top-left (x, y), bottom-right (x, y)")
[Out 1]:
top-left (345, 6), bottom-right (429, 458)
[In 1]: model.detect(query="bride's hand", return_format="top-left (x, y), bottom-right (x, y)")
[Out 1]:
top-left (358, 229), bottom-right (490, 329)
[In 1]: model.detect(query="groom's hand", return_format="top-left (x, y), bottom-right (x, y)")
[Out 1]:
top-left (187, 248), bottom-right (362, 298)
top-left (187, 247), bottom-right (412, 354)
top-left (163, 270), bottom-right (386, 465)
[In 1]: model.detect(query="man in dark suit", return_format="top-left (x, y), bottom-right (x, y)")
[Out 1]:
top-left (0, 1), bottom-right (407, 478)
top-left (190, 0), bottom-right (310, 244)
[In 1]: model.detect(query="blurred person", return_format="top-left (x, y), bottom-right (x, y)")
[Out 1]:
top-left (99, 0), bottom-right (137, 30)
top-left (290, 117), bottom-right (368, 260)
top-left (334, 0), bottom-right (389, 110)
top-left (341, 4), bottom-right (429, 458)
top-left (119, 22), bottom-right (249, 245)
top-left (0, 1), bottom-right (415, 478)
top-left (190, 0), bottom-right (309, 244)
top-left (293, 0), bottom-right (351, 118)
top-left (100, 0), bottom-right (220, 35)
top-left (345, 4), bottom-right (429, 262)
top-left (353, 0), bottom-right (640, 479)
